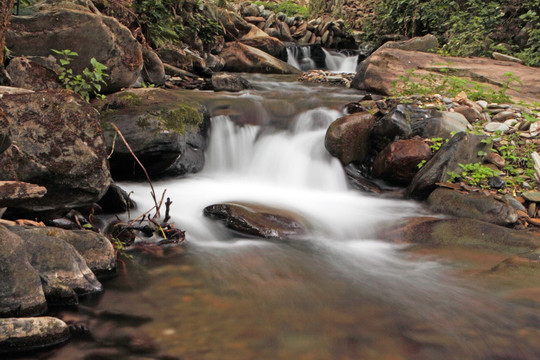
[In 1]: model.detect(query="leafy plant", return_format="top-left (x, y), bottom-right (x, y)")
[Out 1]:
top-left (449, 162), bottom-right (498, 188)
top-left (52, 49), bottom-right (108, 102)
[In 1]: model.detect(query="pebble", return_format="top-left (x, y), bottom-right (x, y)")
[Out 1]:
top-left (492, 111), bottom-right (516, 122)
top-left (522, 191), bottom-right (540, 202)
top-left (502, 195), bottom-right (527, 212)
top-left (476, 100), bottom-right (488, 109)
top-left (504, 119), bottom-right (518, 127)
top-left (484, 122), bottom-right (509, 133)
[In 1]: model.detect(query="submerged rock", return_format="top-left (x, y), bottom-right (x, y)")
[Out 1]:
top-left (0, 317), bottom-right (70, 353)
top-left (203, 202), bottom-right (308, 239)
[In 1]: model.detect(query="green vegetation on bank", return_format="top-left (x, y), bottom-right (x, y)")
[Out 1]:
top-left (361, 0), bottom-right (540, 67)
top-left (250, 1), bottom-right (308, 17)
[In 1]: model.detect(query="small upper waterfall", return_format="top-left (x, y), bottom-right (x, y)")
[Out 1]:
top-left (286, 46), bottom-right (317, 71)
top-left (323, 49), bottom-right (359, 73)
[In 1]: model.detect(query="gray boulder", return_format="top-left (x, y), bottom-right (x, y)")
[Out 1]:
top-left (407, 132), bottom-right (492, 198)
top-left (6, 57), bottom-right (62, 91)
top-left (377, 34), bottom-right (439, 53)
top-left (0, 225), bottom-right (46, 317)
top-left (141, 47), bottom-right (166, 86)
top-left (6, 7), bottom-right (142, 93)
top-left (427, 188), bottom-right (518, 226)
top-left (99, 88), bottom-right (210, 179)
top-left (0, 317), bottom-right (70, 353)
top-left (211, 73), bottom-right (253, 92)
top-left (0, 90), bottom-right (111, 212)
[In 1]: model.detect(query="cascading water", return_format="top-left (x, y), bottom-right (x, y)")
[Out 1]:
top-left (51, 77), bottom-right (538, 360)
top-left (323, 49), bottom-right (359, 73)
top-left (286, 46), bottom-right (316, 71)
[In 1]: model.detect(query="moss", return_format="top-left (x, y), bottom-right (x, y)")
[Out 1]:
top-left (156, 103), bottom-right (203, 135)
top-left (116, 92), bottom-right (143, 107)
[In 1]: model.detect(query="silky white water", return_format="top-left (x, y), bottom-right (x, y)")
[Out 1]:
top-left (323, 49), bottom-right (359, 73)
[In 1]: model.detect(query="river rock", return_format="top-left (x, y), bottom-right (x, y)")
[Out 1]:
top-left (239, 33), bottom-right (285, 59)
top-left (372, 138), bottom-right (432, 185)
top-left (484, 122), bottom-right (510, 133)
top-left (0, 317), bottom-right (70, 353)
top-left (141, 47), bottom-right (165, 86)
top-left (380, 217), bottom-right (540, 254)
top-left (0, 90), bottom-right (111, 212)
top-left (97, 183), bottom-right (136, 214)
top-left (5, 57), bottom-right (62, 91)
top-left (492, 52), bottom-right (523, 64)
top-left (407, 132), bottom-right (492, 198)
top-left (8, 226), bottom-right (116, 279)
top-left (203, 202), bottom-right (308, 239)
top-left (522, 191), bottom-right (540, 202)
top-left (351, 48), bottom-right (540, 104)
top-left (221, 42), bottom-right (301, 75)
top-left (377, 34), bottom-right (439, 52)
top-left (0, 225), bottom-right (46, 317)
top-left (99, 88), bottom-right (210, 179)
top-left (13, 226), bottom-right (103, 296)
top-left (6, 7), bottom-right (143, 93)
top-left (211, 73), bottom-right (253, 92)
top-left (218, 8), bottom-right (252, 41)
top-left (0, 181), bottom-right (47, 208)
top-left (371, 104), bottom-right (468, 151)
top-left (324, 112), bottom-right (375, 165)
top-left (427, 188), bottom-right (518, 226)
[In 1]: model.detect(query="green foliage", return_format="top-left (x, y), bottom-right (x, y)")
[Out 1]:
top-left (417, 159), bottom-right (427, 169)
top-left (392, 69), bottom-right (522, 104)
top-left (133, 0), bottom-right (222, 48)
top-left (449, 162), bottom-right (498, 189)
top-left (52, 49), bottom-right (108, 102)
top-left (251, 1), bottom-right (308, 17)
top-left (427, 137), bottom-right (447, 152)
top-left (362, 0), bottom-right (540, 66)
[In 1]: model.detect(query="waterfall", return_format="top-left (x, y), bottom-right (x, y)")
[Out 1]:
top-left (286, 46), bottom-right (316, 71)
top-left (323, 49), bottom-right (359, 73)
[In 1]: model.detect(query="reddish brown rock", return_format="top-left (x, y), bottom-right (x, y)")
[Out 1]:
top-left (324, 112), bottom-right (375, 165)
top-left (454, 105), bottom-right (483, 124)
top-left (486, 152), bottom-right (506, 168)
top-left (372, 138), bottom-right (432, 185)
top-left (221, 42), bottom-right (300, 74)
top-left (351, 48), bottom-right (540, 104)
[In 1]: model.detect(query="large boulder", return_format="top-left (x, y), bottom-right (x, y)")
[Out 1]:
top-left (203, 202), bottom-right (308, 239)
top-left (0, 90), bottom-right (111, 212)
top-left (6, 7), bottom-right (142, 93)
top-left (372, 138), bottom-right (432, 185)
top-left (211, 73), bottom-right (253, 92)
top-left (371, 104), bottom-right (469, 151)
top-left (377, 34), bottom-right (439, 52)
top-left (5, 57), bottom-right (62, 91)
top-left (324, 112), bottom-right (375, 165)
top-left (351, 48), bottom-right (540, 104)
top-left (98, 88), bottom-right (210, 179)
top-left (0, 226), bottom-right (46, 317)
top-left (221, 42), bottom-right (301, 74)
top-left (239, 25), bottom-right (285, 58)
top-left (427, 188), bottom-right (518, 226)
top-left (0, 317), bottom-right (70, 353)
top-left (406, 132), bottom-right (492, 198)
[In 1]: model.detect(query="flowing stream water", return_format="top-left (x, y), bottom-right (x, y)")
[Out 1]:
top-left (45, 75), bottom-right (538, 360)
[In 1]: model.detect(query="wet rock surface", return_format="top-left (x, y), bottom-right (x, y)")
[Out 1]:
top-left (221, 41), bottom-right (301, 74)
top-left (203, 202), bottom-right (308, 239)
top-left (0, 316), bottom-right (70, 353)
top-left (325, 112), bottom-right (375, 165)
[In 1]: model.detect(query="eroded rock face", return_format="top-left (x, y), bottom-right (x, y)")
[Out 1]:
top-left (372, 138), bottom-right (432, 185)
top-left (6, 57), bottom-right (62, 91)
top-left (427, 188), bottom-right (518, 226)
top-left (203, 202), bottom-right (308, 239)
top-left (221, 42), bottom-right (301, 74)
top-left (0, 317), bottom-right (70, 353)
top-left (99, 88), bottom-right (210, 179)
top-left (351, 48), bottom-right (540, 104)
top-left (324, 112), bottom-right (375, 165)
top-left (0, 90), bottom-right (111, 211)
top-left (6, 8), bottom-right (142, 93)
top-left (0, 226), bottom-right (46, 317)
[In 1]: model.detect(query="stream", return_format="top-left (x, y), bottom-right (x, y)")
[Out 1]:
top-left (45, 74), bottom-right (538, 360)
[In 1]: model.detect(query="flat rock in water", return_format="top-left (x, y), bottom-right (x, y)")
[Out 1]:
top-left (379, 217), bottom-right (540, 254)
top-left (0, 317), bottom-right (70, 353)
top-left (427, 188), bottom-right (518, 226)
top-left (203, 202), bottom-right (308, 239)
